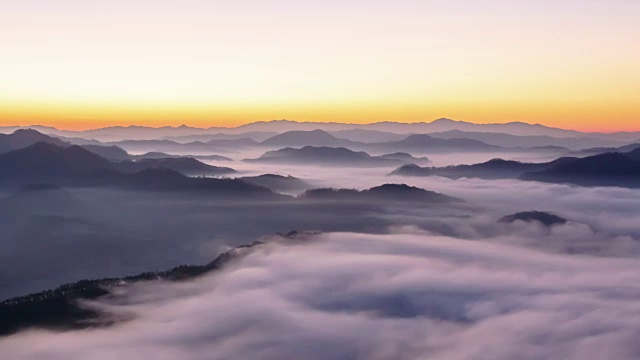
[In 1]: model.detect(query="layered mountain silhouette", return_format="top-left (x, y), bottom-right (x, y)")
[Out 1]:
top-left (113, 158), bottom-right (235, 176)
top-left (570, 142), bottom-right (640, 157)
top-left (328, 129), bottom-right (407, 143)
top-left (0, 142), bottom-right (116, 185)
top-left (260, 129), bottom-right (359, 147)
top-left (392, 147), bottom-right (640, 188)
top-left (378, 152), bottom-right (430, 164)
top-left (119, 168), bottom-right (278, 196)
top-left (162, 131), bottom-right (278, 143)
top-left (0, 129), bottom-right (68, 153)
top-left (300, 184), bottom-right (461, 203)
top-left (4, 119), bottom-right (639, 144)
top-left (132, 152), bottom-right (233, 162)
top-left (0, 129), bottom-right (132, 161)
top-left (372, 134), bottom-right (503, 153)
top-left (112, 138), bottom-right (258, 154)
top-left (428, 130), bottom-right (620, 150)
top-left (245, 146), bottom-right (402, 167)
top-left (80, 144), bottom-right (130, 160)
top-left (390, 157), bottom-right (575, 179)
top-left (521, 151), bottom-right (640, 187)
top-left (626, 147), bottom-right (640, 161)
top-left (499, 211), bottom-right (568, 227)
top-left (224, 118), bottom-right (587, 137)
top-left (0, 142), bottom-right (279, 197)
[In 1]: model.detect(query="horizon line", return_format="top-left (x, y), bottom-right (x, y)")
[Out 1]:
top-left (1, 118), bottom-right (638, 134)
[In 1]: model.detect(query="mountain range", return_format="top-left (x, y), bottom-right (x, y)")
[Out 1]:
top-left (3, 119), bottom-right (638, 145)
top-left (300, 184), bottom-right (462, 203)
top-left (245, 146), bottom-right (404, 167)
top-left (0, 142), bottom-right (281, 198)
top-left (4, 125), bottom-right (639, 159)
top-left (391, 147), bottom-right (640, 188)
top-left (390, 157), bottom-right (575, 179)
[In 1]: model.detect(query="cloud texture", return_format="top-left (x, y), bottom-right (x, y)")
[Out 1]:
top-left (2, 231), bottom-right (640, 360)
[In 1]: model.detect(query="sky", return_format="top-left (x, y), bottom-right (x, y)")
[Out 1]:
top-left (1, 0), bottom-right (639, 131)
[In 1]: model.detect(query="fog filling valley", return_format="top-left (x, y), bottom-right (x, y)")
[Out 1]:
top-left (1, 125), bottom-right (640, 359)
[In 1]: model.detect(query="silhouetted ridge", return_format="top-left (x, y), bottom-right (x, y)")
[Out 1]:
top-left (626, 147), bottom-right (640, 161)
top-left (522, 152), bottom-right (640, 187)
top-left (0, 142), bottom-right (278, 197)
top-left (114, 157), bottom-right (236, 176)
top-left (246, 146), bottom-right (401, 167)
top-left (390, 157), bottom-right (578, 180)
top-left (499, 211), bottom-right (567, 227)
top-left (80, 144), bottom-right (130, 160)
top-left (0, 142), bottom-right (115, 185)
top-left (300, 184), bottom-right (460, 203)
top-left (261, 129), bottom-right (355, 147)
top-left (379, 152), bottom-right (430, 164)
top-left (300, 188), bottom-right (360, 199)
top-left (0, 129), bottom-right (68, 153)
top-left (132, 152), bottom-right (233, 162)
top-left (379, 134), bottom-right (502, 152)
top-left (0, 241), bottom-right (265, 336)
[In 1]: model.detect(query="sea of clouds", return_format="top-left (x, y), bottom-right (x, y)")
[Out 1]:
top-left (2, 150), bottom-right (640, 359)
top-left (2, 230), bottom-right (640, 360)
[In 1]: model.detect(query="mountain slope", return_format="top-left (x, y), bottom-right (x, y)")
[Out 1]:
top-left (261, 129), bottom-right (359, 147)
top-left (245, 146), bottom-right (402, 167)
top-left (113, 158), bottom-right (236, 176)
top-left (522, 152), bottom-right (640, 187)
top-left (0, 142), bottom-right (116, 185)
top-left (80, 144), bottom-right (130, 160)
top-left (374, 133), bottom-right (503, 152)
top-left (0, 129), bottom-right (69, 153)
top-left (378, 152), bottom-right (430, 164)
top-left (499, 211), bottom-right (568, 227)
top-left (0, 143), bottom-right (279, 197)
top-left (0, 241), bottom-right (263, 336)
top-left (390, 157), bottom-right (575, 180)
top-left (300, 183), bottom-right (461, 203)
top-left (428, 130), bottom-right (621, 150)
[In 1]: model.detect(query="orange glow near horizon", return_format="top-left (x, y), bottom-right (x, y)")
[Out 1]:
top-left (1, 1), bottom-right (639, 133)
top-left (1, 97), bottom-right (638, 133)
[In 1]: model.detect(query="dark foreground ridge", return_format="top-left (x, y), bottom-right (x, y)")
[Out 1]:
top-left (0, 241), bottom-right (264, 336)
top-left (499, 211), bottom-right (568, 227)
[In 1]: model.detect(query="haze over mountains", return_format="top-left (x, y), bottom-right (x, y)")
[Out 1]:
top-left (1, 119), bottom-right (640, 360)
top-left (391, 147), bottom-right (640, 188)
top-left (245, 146), bottom-right (405, 167)
top-left (3, 118), bottom-right (638, 149)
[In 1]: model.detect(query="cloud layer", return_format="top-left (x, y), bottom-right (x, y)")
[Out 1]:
top-left (2, 231), bottom-right (640, 360)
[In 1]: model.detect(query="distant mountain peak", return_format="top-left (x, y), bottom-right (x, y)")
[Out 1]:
top-left (499, 211), bottom-right (567, 227)
top-left (431, 118), bottom-right (458, 123)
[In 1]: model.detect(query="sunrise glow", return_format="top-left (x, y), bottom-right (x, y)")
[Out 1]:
top-left (2, 0), bottom-right (639, 131)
